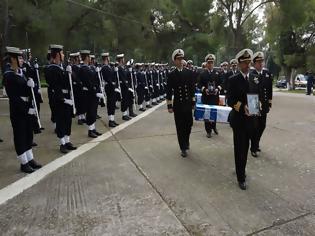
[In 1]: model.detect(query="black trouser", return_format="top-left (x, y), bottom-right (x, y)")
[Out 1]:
top-left (55, 103), bottom-right (72, 139)
top-left (86, 94), bottom-right (98, 126)
top-left (105, 86), bottom-right (116, 116)
top-left (10, 114), bottom-right (33, 155)
top-left (77, 91), bottom-right (88, 116)
top-left (174, 110), bottom-right (193, 151)
top-left (251, 114), bottom-right (267, 152)
top-left (306, 82), bottom-right (313, 95)
top-left (231, 117), bottom-right (255, 182)
top-left (204, 120), bottom-right (216, 134)
top-left (73, 86), bottom-right (82, 116)
top-left (144, 88), bottom-right (151, 102)
top-left (121, 89), bottom-right (130, 112)
top-left (137, 86), bottom-right (145, 105)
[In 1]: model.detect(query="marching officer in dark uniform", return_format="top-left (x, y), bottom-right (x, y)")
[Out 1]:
top-left (219, 61), bottom-right (229, 95)
top-left (3, 46), bottom-right (42, 173)
top-left (250, 51), bottom-right (273, 157)
top-left (79, 50), bottom-right (104, 138)
top-left (101, 52), bottom-right (119, 127)
top-left (227, 48), bottom-right (259, 190)
top-left (167, 49), bottom-right (195, 158)
top-left (224, 59), bottom-right (239, 94)
top-left (198, 54), bottom-right (221, 138)
top-left (45, 45), bottom-right (77, 153)
top-left (143, 63), bottom-right (152, 108)
top-left (126, 60), bottom-right (138, 117)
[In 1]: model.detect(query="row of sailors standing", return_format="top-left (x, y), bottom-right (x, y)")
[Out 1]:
top-left (1, 44), bottom-right (170, 173)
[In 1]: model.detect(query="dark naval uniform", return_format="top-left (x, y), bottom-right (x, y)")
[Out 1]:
top-left (227, 72), bottom-right (258, 185)
top-left (101, 64), bottom-right (116, 117)
top-left (167, 68), bottom-right (195, 153)
top-left (199, 69), bottom-right (221, 136)
top-left (250, 69), bottom-right (273, 153)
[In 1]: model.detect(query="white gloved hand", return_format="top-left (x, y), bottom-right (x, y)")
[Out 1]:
top-left (96, 67), bottom-right (101, 73)
top-left (34, 63), bottom-right (39, 69)
top-left (145, 87), bottom-right (148, 90)
top-left (66, 65), bottom-right (72, 73)
top-left (38, 89), bottom-right (42, 94)
top-left (64, 99), bottom-right (73, 106)
top-left (27, 79), bottom-right (35, 88)
top-left (114, 67), bottom-right (118, 72)
top-left (128, 68), bottom-right (132, 72)
top-left (115, 88), bottom-right (121, 93)
top-left (218, 86), bottom-right (222, 90)
top-left (28, 108), bottom-right (36, 115)
top-left (96, 93), bottom-right (104, 99)
top-left (128, 88), bottom-right (134, 93)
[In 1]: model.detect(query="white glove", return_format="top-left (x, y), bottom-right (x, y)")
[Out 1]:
top-left (145, 87), bottom-right (148, 90)
top-left (114, 67), bottom-right (118, 72)
top-left (28, 108), bottom-right (36, 115)
top-left (27, 79), bottom-right (35, 88)
top-left (128, 88), bottom-right (134, 93)
top-left (96, 93), bottom-right (104, 99)
top-left (115, 88), bottom-right (121, 93)
top-left (129, 68), bottom-right (132, 72)
top-left (38, 89), bottom-right (42, 94)
top-left (66, 65), bottom-right (72, 73)
top-left (64, 99), bottom-right (73, 106)
top-left (34, 63), bottom-right (39, 69)
top-left (218, 86), bottom-right (222, 90)
top-left (96, 67), bottom-right (101, 73)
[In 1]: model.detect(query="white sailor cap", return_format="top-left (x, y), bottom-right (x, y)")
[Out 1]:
top-left (151, 62), bottom-right (155, 66)
top-left (80, 50), bottom-right (91, 55)
top-left (5, 46), bottom-right (23, 55)
top-left (90, 55), bottom-right (95, 59)
top-left (187, 60), bottom-right (193, 64)
top-left (235, 49), bottom-right (253, 63)
top-left (172, 49), bottom-right (184, 61)
top-left (220, 61), bottom-right (229, 67)
top-left (50, 44), bottom-right (64, 51)
top-left (69, 52), bottom-right (80, 57)
top-left (116, 54), bottom-right (124, 59)
top-left (205, 53), bottom-right (216, 62)
top-left (47, 49), bottom-right (51, 54)
top-left (101, 52), bottom-right (109, 57)
top-left (252, 51), bottom-right (264, 62)
top-left (230, 59), bottom-right (238, 65)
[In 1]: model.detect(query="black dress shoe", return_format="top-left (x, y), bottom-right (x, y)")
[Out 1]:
top-left (0, 138), bottom-right (3, 142)
top-left (32, 142), bottom-right (38, 147)
top-left (65, 142), bottom-right (77, 150)
top-left (20, 163), bottom-right (35, 173)
top-left (257, 148), bottom-right (261, 152)
top-left (28, 159), bottom-right (42, 169)
top-left (92, 130), bottom-right (102, 136)
top-left (181, 150), bottom-right (188, 158)
top-left (206, 133), bottom-right (212, 138)
top-left (60, 144), bottom-right (69, 153)
top-left (113, 121), bottom-right (119, 126)
top-left (213, 128), bottom-right (219, 135)
top-left (40, 127), bottom-right (45, 131)
top-left (152, 102), bottom-right (158, 106)
top-left (130, 113), bottom-right (138, 117)
top-left (96, 114), bottom-right (101, 119)
top-left (78, 119), bottom-right (84, 125)
top-left (146, 105), bottom-right (152, 108)
top-left (122, 115), bottom-right (131, 121)
top-left (251, 151), bottom-right (258, 158)
top-left (115, 106), bottom-right (120, 110)
top-left (238, 181), bottom-right (247, 190)
top-left (88, 130), bottom-right (98, 138)
top-left (109, 121), bottom-right (117, 128)
top-left (139, 108), bottom-right (146, 112)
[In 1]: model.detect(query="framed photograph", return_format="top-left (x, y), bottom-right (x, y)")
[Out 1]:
top-left (247, 94), bottom-right (260, 115)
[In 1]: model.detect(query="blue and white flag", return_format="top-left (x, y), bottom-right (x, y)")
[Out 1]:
top-left (194, 104), bottom-right (232, 123)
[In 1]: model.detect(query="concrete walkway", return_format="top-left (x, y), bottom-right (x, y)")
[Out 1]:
top-left (0, 90), bottom-right (314, 235)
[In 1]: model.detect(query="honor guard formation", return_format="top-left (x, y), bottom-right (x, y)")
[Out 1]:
top-left (1, 45), bottom-right (272, 190)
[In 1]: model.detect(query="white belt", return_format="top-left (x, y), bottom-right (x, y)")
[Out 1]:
top-left (62, 89), bottom-right (69, 94)
top-left (82, 87), bottom-right (88, 91)
top-left (20, 96), bottom-right (29, 102)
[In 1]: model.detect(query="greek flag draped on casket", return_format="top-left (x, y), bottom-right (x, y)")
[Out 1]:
top-left (194, 104), bottom-right (232, 123)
